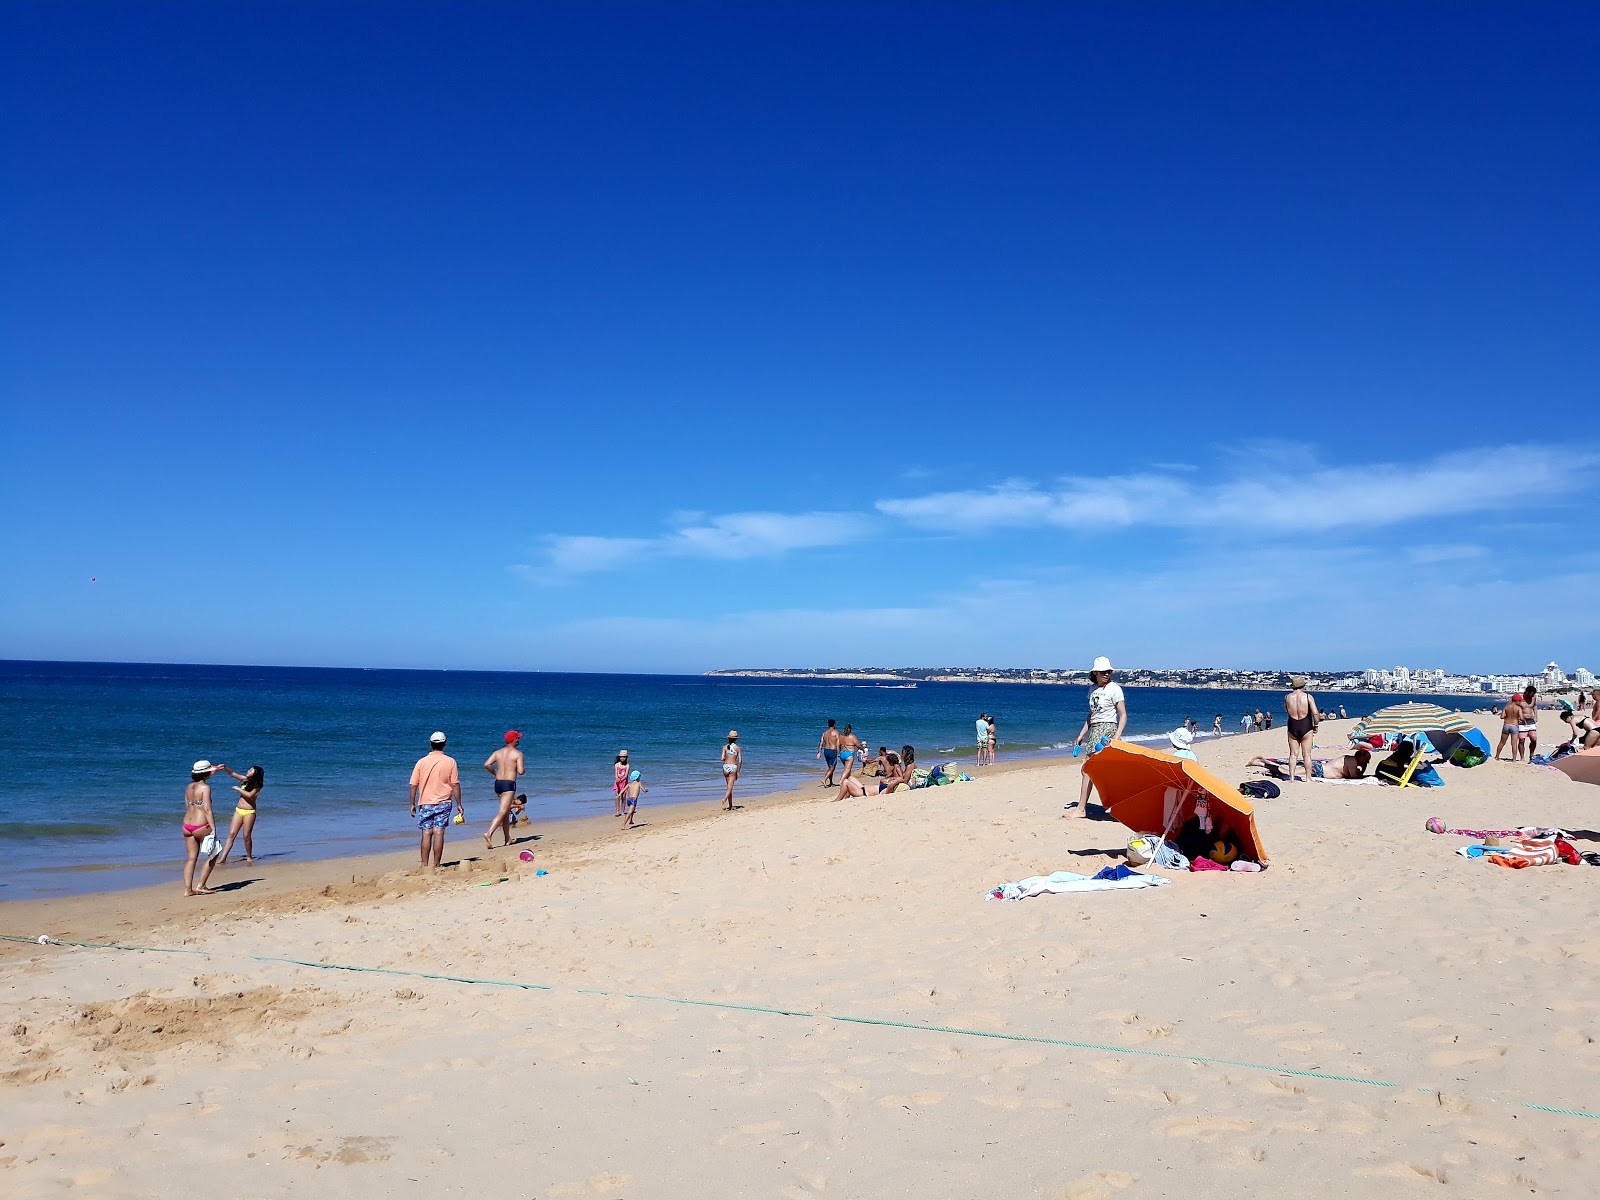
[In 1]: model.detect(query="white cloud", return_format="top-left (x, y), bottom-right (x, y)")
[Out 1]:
top-left (1409, 544), bottom-right (1488, 564)
top-left (877, 445), bottom-right (1597, 536)
top-left (522, 510), bottom-right (871, 582)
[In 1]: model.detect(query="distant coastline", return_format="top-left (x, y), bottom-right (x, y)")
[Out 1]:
top-left (705, 666), bottom-right (1556, 695)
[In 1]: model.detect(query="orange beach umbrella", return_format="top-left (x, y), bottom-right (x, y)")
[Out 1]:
top-left (1083, 741), bottom-right (1270, 865)
top-left (1554, 748), bottom-right (1600, 788)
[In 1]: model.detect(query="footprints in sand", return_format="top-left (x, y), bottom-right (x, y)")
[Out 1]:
top-left (1061, 1169), bottom-right (1136, 1199)
top-left (287, 1134), bottom-right (396, 1166)
top-left (545, 1172), bottom-right (633, 1196)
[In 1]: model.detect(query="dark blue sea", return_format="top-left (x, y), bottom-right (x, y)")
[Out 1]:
top-left (0, 661), bottom-right (1481, 898)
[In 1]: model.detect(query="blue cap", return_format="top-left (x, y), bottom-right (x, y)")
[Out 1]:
top-left (629, 770), bottom-right (640, 782)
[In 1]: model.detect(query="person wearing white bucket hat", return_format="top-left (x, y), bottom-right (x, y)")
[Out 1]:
top-left (181, 760), bottom-right (221, 897)
top-left (1071, 656), bottom-right (1126, 819)
top-left (1168, 727), bottom-right (1198, 762)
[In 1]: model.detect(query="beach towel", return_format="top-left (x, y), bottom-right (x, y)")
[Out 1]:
top-left (986, 869), bottom-right (1168, 901)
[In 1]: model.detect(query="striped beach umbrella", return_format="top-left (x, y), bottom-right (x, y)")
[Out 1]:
top-left (1351, 702), bottom-right (1474, 740)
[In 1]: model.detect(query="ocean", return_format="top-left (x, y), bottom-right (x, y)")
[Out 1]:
top-left (0, 660), bottom-right (1483, 898)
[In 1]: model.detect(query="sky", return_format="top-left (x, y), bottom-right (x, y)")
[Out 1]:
top-left (2, 1), bottom-right (1597, 676)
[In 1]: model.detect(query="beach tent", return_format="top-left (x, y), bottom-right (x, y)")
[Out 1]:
top-left (1083, 741), bottom-right (1270, 865)
top-left (1351, 703), bottom-right (1475, 742)
top-left (1554, 748), bottom-right (1600, 787)
top-left (1423, 726), bottom-right (1492, 765)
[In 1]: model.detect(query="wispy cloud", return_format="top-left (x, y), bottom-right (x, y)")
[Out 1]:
top-left (519, 510), bottom-right (871, 583)
top-left (877, 445), bottom-right (1597, 536)
top-left (1409, 543), bottom-right (1487, 564)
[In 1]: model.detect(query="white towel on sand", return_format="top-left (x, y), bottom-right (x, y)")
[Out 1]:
top-left (987, 870), bottom-right (1169, 902)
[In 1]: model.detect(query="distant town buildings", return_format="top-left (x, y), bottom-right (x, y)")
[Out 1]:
top-left (1348, 661), bottom-right (1589, 695)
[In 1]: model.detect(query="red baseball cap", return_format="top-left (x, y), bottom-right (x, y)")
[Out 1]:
top-left (505, 730), bottom-right (522, 743)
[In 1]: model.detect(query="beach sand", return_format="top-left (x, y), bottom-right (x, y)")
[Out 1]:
top-left (3, 713), bottom-right (1597, 1197)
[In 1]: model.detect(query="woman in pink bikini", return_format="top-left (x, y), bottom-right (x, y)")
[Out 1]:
top-left (182, 759), bottom-right (221, 897)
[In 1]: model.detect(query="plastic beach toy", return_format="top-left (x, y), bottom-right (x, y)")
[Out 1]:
top-left (535, 869), bottom-right (548, 876)
top-left (452, 813), bottom-right (465, 825)
top-left (519, 850), bottom-right (535, 862)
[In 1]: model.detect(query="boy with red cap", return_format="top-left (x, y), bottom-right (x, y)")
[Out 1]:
top-left (482, 731), bottom-right (525, 849)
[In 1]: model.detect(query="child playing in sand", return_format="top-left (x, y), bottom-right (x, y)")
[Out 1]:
top-left (508, 792), bottom-right (528, 827)
top-left (620, 770), bottom-right (646, 831)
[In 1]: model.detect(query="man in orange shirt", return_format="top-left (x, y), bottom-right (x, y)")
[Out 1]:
top-left (409, 731), bottom-right (462, 870)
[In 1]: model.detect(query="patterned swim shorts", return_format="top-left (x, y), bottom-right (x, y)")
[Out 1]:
top-left (1087, 722), bottom-right (1118, 753)
top-left (417, 801), bottom-right (453, 830)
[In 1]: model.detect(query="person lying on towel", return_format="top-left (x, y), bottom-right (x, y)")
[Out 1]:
top-left (1246, 745), bottom-right (1372, 781)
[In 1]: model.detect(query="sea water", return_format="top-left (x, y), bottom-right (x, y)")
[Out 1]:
top-left (0, 660), bottom-right (1480, 897)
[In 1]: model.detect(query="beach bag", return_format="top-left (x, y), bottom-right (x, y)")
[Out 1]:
top-left (1449, 746), bottom-right (1488, 768)
top-left (1411, 764), bottom-right (1444, 788)
top-left (1128, 836), bottom-right (1188, 871)
top-left (1239, 780), bottom-right (1280, 800)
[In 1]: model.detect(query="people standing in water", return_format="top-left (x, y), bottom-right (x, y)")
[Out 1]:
top-left (1072, 657), bottom-right (1126, 819)
top-left (613, 750), bottom-right (631, 814)
top-left (986, 715), bottom-right (997, 764)
top-left (482, 731), bottom-right (524, 849)
top-left (838, 724), bottom-right (862, 780)
top-left (214, 764), bottom-right (264, 864)
top-left (620, 769), bottom-right (646, 831)
top-left (817, 719), bottom-right (841, 786)
top-left (1284, 676), bottom-right (1321, 783)
top-left (975, 713), bottom-right (991, 766)
top-left (1212, 714), bottom-right (1223, 738)
top-left (720, 730), bottom-right (742, 811)
top-left (409, 731), bottom-right (462, 870)
top-left (182, 760), bottom-right (221, 896)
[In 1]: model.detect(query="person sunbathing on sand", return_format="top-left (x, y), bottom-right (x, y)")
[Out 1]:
top-left (1247, 745), bottom-right (1371, 781)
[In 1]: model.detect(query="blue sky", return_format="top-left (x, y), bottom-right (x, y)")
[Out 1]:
top-left (3, 2), bottom-right (1596, 675)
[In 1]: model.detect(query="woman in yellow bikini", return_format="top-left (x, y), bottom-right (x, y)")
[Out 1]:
top-left (182, 760), bottom-right (221, 897)
top-left (215, 764), bottom-right (264, 864)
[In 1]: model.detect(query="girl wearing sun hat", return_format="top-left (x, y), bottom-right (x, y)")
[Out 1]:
top-left (720, 731), bottom-right (743, 812)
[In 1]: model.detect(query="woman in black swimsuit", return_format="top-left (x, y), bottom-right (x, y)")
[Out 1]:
top-left (1284, 676), bottom-right (1321, 783)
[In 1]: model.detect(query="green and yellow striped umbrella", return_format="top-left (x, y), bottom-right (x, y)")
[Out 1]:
top-left (1351, 702), bottom-right (1474, 740)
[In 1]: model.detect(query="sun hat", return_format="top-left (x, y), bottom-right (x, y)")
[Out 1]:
top-left (429, 731), bottom-right (447, 745)
top-left (505, 730), bottom-right (522, 743)
top-left (629, 769), bottom-right (640, 782)
top-left (1290, 676), bottom-right (1308, 689)
top-left (618, 748), bottom-right (629, 757)
top-left (1091, 656), bottom-right (1112, 673)
top-left (727, 730), bottom-right (739, 740)
top-left (1168, 728), bottom-right (1194, 750)
top-left (191, 759), bottom-right (214, 774)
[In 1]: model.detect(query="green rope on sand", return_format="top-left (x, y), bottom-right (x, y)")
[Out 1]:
top-left (5, 934), bottom-right (1597, 1121)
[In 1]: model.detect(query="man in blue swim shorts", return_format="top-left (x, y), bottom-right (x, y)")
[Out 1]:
top-left (409, 731), bottom-right (462, 870)
top-left (817, 719), bottom-right (841, 786)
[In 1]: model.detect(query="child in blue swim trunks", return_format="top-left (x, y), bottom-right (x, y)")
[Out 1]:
top-left (620, 770), bottom-right (646, 832)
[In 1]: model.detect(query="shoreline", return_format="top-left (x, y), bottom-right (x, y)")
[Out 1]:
top-left (0, 752), bottom-right (1060, 947)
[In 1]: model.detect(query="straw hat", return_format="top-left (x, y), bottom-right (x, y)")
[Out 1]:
top-left (727, 730), bottom-right (739, 740)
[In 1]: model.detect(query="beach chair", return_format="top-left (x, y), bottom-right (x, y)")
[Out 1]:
top-left (1376, 745), bottom-right (1428, 788)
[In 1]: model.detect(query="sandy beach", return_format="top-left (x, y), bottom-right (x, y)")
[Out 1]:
top-left (3, 711), bottom-right (1597, 1198)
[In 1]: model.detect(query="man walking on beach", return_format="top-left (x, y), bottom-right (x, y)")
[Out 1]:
top-left (482, 731), bottom-right (524, 849)
top-left (817, 719), bottom-right (841, 786)
top-left (409, 731), bottom-right (462, 870)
